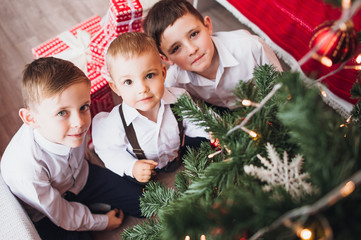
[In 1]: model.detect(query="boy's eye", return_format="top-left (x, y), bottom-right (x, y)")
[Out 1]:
top-left (190, 31), bottom-right (198, 38)
top-left (145, 73), bottom-right (155, 79)
top-left (80, 104), bottom-right (90, 111)
top-left (171, 45), bottom-right (180, 54)
top-left (123, 79), bottom-right (132, 85)
top-left (57, 110), bottom-right (67, 117)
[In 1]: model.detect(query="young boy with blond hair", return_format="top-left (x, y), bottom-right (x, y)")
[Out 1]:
top-left (91, 32), bottom-right (209, 184)
top-left (0, 57), bottom-right (144, 240)
top-left (143, 0), bottom-right (282, 109)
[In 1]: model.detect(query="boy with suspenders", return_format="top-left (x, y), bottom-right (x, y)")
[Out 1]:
top-left (92, 32), bottom-right (209, 184)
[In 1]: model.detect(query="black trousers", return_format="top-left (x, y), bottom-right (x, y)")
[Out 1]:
top-left (34, 162), bottom-right (144, 240)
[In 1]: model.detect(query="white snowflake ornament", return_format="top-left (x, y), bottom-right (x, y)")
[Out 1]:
top-left (244, 143), bottom-right (315, 200)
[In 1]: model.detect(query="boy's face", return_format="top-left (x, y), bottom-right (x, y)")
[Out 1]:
top-left (109, 51), bottom-right (166, 120)
top-left (159, 13), bottom-right (216, 77)
top-left (22, 82), bottom-right (91, 148)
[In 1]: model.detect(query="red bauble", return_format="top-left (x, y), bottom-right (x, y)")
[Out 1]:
top-left (309, 20), bottom-right (358, 66)
top-left (210, 138), bottom-right (221, 150)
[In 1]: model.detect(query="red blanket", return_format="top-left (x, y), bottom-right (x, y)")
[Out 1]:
top-left (227, 0), bottom-right (361, 104)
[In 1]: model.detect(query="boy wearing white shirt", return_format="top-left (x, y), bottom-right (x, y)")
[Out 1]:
top-left (0, 57), bottom-right (144, 240)
top-left (92, 32), bottom-right (209, 184)
top-left (143, 0), bottom-right (282, 109)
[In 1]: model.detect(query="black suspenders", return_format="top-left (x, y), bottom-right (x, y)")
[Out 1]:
top-left (118, 105), bottom-right (185, 160)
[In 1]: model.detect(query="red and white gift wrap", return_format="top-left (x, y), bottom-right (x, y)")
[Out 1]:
top-left (31, 0), bottom-right (144, 116)
top-left (32, 15), bottom-right (102, 60)
top-left (89, 0), bottom-right (143, 67)
top-left (31, 15), bottom-right (113, 116)
top-left (108, 0), bottom-right (143, 35)
top-left (88, 62), bottom-right (114, 117)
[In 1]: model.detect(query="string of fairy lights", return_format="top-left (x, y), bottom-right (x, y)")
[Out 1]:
top-left (184, 0), bottom-right (361, 239)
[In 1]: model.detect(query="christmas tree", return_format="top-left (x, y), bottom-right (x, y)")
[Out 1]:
top-left (122, 63), bottom-right (361, 240)
top-left (122, 0), bottom-right (361, 239)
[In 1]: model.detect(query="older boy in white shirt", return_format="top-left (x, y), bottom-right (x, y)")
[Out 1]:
top-left (143, 0), bottom-right (282, 109)
top-left (92, 32), bottom-right (209, 184)
top-left (1, 57), bottom-right (144, 240)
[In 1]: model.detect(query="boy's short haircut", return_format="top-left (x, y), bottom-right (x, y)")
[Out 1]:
top-left (106, 32), bottom-right (160, 78)
top-left (143, 0), bottom-right (204, 55)
top-left (22, 57), bottom-right (90, 109)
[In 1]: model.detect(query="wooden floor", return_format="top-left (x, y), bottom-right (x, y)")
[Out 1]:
top-left (0, 0), bottom-right (252, 157)
top-left (0, 0), bottom-right (110, 156)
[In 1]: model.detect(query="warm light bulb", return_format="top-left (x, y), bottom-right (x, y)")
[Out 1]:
top-left (208, 149), bottom-right (222, 159)
top-left (185, 236), bottom-right (190, 240)
top-left (242, 99), bottom-right (252, 106)
top-left (300, 228), bottom-right (312, 240)
top-left (249, 131), bottom-right (258, 138)
top-left (241, 99), bottom-right (260, 107)
top-left (356, 54), bottom-right (361, 64)
top-left (321, 90), bottom-right (327, 98)
top-left (344, 65), bottom-right (361, 70)
top-left (340, 181), bottom-right (355, 197)
top-left (346, 116), bottom-right (351, 123)
top-left (241, 126), bottom-right (258, 138)
top-left (200, 235), bottom-right (206, 240)
top-left (320, 56), bottom-right (333, 67)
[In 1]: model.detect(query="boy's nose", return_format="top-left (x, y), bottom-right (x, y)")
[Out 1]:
top-left (70, 112), bottom-right (85, 128)
top-left (137, 80), bottom-right (149, 94)
top-left (186, 41), bottom-right (198, 56)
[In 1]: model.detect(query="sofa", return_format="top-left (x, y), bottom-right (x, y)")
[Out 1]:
top-left (0, 172), bottom-right (41, 240)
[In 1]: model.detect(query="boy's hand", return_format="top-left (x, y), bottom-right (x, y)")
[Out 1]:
top-left (133, 160), bottom-right (158, 183)
top-left (105, 209), bottom-right (124, 230)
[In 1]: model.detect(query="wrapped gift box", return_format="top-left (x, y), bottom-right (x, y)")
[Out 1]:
top-left (31, 0), bottom-right (144, 117)
top-left (89, 0), bottom-right (143, 66)
top-left (108, 0), bottom-right (143, 34)
top-left (31, 15), bottom-right (114, 116)
top-left (32, 15), bottom-right (102, 59)
top-left (88, 64), bottom-right (114, 117)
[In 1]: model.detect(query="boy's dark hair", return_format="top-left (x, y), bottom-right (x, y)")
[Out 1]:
top-left (22, 57), bottom-right (90, 108)
top-left (143, 0), bottom-right (204, 55)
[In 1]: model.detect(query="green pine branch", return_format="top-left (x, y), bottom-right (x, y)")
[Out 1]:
top-left (122, 218), bottom-right (162, 240)
top-left (277, 72), bottom-right (361, 193)
top-left (350, 78), bottom-right (361, 98)
top-left (350, 78), bottom-right (361, 121)
top-left (140, 181), bottom-right (177, 218)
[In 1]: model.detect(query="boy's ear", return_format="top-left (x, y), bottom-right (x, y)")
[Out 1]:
top-left (160, 54), bottom-right (174, 66)
top-left (161, 64), bottom-right (167, 82)
top-left (19, 108), bottom-right (38, 128)
top-left (203, 16), bottom-right (213, 35)
top-left (108, 81), bottom-right (121, 96)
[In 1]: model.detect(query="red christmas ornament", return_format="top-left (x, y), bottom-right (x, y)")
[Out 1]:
top-left (309, 19), bottom-right (358, 66)
top-left (210, 138), bottom-right (221, 150)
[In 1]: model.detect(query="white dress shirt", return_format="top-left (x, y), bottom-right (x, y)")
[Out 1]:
top-left (92, 87), bottom-right (209, 177)
top-left (0, 124), bottom-right (108, 231)
top-left (165, 29), bottom-right (283, 109)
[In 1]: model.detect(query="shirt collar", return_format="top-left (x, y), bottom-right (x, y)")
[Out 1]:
top-left (122, 89), bottom-right (175, 126)
top-left (212, 35), bottom-right (239, 68)
top-left (33, 129), bottom-right (71, 156)
top-left (121, 103), bottom-right (140, 126)
top-left (175, 36), bottom-right (239, 85)
top-left (162, 88), bottom-right (178, 104)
